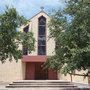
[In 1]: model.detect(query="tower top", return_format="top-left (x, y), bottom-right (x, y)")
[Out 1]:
top-left (40, 6), bottom-right (44, 11)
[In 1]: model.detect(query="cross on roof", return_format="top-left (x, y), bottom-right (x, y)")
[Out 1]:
top-left (41, 6), bottom-right (44, 11)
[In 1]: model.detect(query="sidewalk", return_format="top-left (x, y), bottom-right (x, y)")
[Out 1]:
top-left (0, 81), bottom-right (9, 90)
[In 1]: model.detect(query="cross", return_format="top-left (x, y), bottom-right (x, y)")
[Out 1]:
top-left (41, 6), bottom-right (44, 11)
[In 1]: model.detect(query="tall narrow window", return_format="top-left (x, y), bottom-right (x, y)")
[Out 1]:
top-left (38, 16), bottom-right (46, 55)
top-left (23, 25), bottom-right (29, 55)
top-left (23, 46), bottom-right (28, 55)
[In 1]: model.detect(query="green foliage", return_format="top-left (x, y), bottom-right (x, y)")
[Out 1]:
top-left (0, 7), bottom-right (35, 63)
top-left (17, 31), bottom-right (35, 54)
top-left (45, 0), bottom-right (90, 76)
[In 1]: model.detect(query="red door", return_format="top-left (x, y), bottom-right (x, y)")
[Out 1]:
top-left (25, 62), bottom-right (57, 80)
top-left (48, 69), bottom-right (58, 80)
top-left (25, 63), bottom-right (35, 80)
top-left (35, 62), bottom-right (48, 80)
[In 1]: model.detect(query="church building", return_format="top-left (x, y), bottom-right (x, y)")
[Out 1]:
top-left (0, 8), bottom-right (88, 84)
top-left (22, 8), bottom-right (57, 80)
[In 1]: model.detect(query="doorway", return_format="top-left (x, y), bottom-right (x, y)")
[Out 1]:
top-left (35, 62), bottom-right (48, 80)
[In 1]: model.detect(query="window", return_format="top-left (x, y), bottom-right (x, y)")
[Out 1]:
top-left (23, 46), bottom-right (28, 55)
top-left (38, 16), bottom-right (46, 55)
top-left (39, 16), bottom-right (46, 25)
top-left (23, 25), bottom-right (29, 33)
top-left (38, 46), bottom-right (46, 55)
top-left (39, 26), bottom-right (45, 35)
top-left (23, 25), bottom-right (29, 55)
top-left (38, 36), bottom-right (46, 46)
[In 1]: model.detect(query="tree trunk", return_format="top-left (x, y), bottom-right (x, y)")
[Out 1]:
top-left (88, 68), bottom-right (90, 85)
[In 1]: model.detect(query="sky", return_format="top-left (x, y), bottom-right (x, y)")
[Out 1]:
top-left (0, 0), bottom-right (66, 19)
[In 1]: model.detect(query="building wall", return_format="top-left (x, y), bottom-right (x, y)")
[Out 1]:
top-left (0, 11), bottom-right (55, 82)
top-left (0, 60), bottom-right (25, 82)
top-left (28, 11), bottom-right (88, 84)
top-left (28, 12), bottom-right (55, 56)
top-left (0, 11), bottom-right (88, 84)
top-left (19, 12), bottom-right (55, 56)
top-left (58, 71), bottom-right (88, 84)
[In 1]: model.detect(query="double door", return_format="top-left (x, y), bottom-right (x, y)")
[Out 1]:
top-left (35, 62), bottom-right (48, 80)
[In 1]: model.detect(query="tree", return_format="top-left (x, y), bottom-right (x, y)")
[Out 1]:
top-left (0, 7), bottom-right (35, 63)
top-left (45, 0), bottom-right (90, 81)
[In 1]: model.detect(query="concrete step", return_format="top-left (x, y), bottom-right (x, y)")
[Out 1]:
top-left (6, 85), bottom-right (77, 88)
top-left (13, 80), bottom-right (70, 83)
top-left (7, 84), bottom-right (76, 86)
top-left (12, 81), bottom-right (72, 84)
top-left (6, 80), bottom-right (77, 89)
top-left (9, 83), bottom-right (73, 85)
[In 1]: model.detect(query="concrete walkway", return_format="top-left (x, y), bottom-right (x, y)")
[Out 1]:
top-left (0, 81), bottom-right (9, 90)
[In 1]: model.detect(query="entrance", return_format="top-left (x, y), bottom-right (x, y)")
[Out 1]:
top-left (35, 62), bottom-right (48, 80)
top-left (25, 62), bottom-right (48, 80)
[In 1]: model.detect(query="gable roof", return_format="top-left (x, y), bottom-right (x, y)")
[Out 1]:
top-left (21, 10), bottom-right (50, 28)
top-left (30, 10), bottom-right (50, 20)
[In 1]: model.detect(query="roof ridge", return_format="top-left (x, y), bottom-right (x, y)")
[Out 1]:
top-left (29, 10), bottom-right (50, 20)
